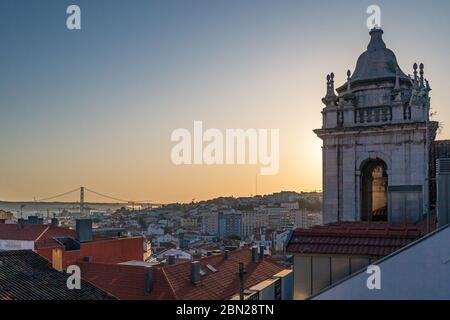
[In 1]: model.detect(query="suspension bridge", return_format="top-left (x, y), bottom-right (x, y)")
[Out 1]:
top-left (29, 186), bottom-right (164, 215)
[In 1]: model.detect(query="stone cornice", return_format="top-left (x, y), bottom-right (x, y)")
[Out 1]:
top-left (314, 121), bottom-right (439, 139)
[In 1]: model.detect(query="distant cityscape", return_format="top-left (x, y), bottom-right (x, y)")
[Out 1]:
top-left (0, 190), bottom-right (323, 264)
top-left (0, 190), bottom-right (322, 300)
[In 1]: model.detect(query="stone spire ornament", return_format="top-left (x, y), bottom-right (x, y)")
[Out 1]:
top-left (413, 62), bottom-right (418, 81)
top-left (330, 72), bottom-right (335, 93)
top-left (426, 79), bottom-right (431, 92)
top-left (322, 73), bottom-right (337, 106)
top-left (419, 63), bottom-right (425, 88)
top-left (393, 67), bottom-right (402, 102)
top-left (394, 67), bottom-right (401, 91)
top-left (346, 70), bottom-right (352, 92)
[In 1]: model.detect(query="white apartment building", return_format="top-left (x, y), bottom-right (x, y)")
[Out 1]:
top-left (201, 212), bottom-right (218, 235)
top-left (241, 210), bottom-right (268, 239)
top-left (280, 202), bottom-right (300, 210)
top-left (294, 210), bottom-right (323, 229)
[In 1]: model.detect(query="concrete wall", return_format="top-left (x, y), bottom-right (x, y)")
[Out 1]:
top-left (38, 236), bottom-right (144, 268)
top-left (0, 239), bottom-right (34, 251)
top-left (312, 225), bottom-right (450, 300)
top-left (321, 125), bottom-right (428, 224)
top-left (293, 254), bottom-right (373, 300)
top-left (281, 270), bottom-right (294, 300)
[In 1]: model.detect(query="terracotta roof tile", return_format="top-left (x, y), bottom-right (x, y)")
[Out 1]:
top-left (77, 248), bottom-right (288, 300)
top-left (160, 248), bottom-right (286, 300)
top-left (0, 224), bottom-right (49, 241)
top-left (287, 221), bottom-right (421, 257)
top-left (78, 262), bottom-right (176, 300)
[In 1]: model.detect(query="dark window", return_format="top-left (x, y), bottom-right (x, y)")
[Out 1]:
top-left (361, 158), bottom-right (388, 221)
top-left (248, 292), bottom-right (260, 300)
top-left (274, 278), bottom-right (282, 300)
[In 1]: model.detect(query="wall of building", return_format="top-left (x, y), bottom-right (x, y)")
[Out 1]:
top-left (0, 239), bottom-right (34, 251)
top-left (277, 270), bottom-right (294, 300)
top-left (312, 225), bottom-right (450, 300)
top-left (38, 236), bottom-right (144, 268)
top-left (218, 213), bottom-right (241, 238)
top-left (241, 210), bottom-right (268, 238)
top-left (322, 125), bottom-right (428, 224)
top-left (293, 254), bottom-right (373, 300)
top-left (201, 212), bottom-right (218, 235)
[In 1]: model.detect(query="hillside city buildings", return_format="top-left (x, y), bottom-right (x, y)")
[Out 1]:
top-left (1, 191), bottom-right (316, 300)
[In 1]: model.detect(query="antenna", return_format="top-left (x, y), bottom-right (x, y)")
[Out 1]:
top-left (237, 262), bottom-right (246, 300)
top-left (20, 204), bottom-right (26, 219)
top-left (33, 197), bottom-right (38, 216)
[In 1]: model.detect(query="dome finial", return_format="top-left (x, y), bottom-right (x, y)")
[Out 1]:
top-left (367, 28), bottom-right (386, 51)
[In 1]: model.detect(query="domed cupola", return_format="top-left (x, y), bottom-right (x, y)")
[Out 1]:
top-left (337, 29), bottom-right (410, 93)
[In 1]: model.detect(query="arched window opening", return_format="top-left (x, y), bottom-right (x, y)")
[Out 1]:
top-left (361, 159), bottom-right (388, 221)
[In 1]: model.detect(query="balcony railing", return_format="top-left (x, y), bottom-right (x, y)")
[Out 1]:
top-left (355, 106), bottom-right (392, 124)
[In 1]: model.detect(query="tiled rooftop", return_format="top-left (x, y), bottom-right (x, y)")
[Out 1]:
top-left (0, 250), bottom-right (115, 300)
top-left (78, 248), bottom-right (288, 300)
top-left (0, 224), bottom-right (49, 241)
top-left (0, 223), bottom-right (114, 249)
top-left (162, 248), bottom-right (286, 300)
top-left (287, 221), bottom-right (422, 257)
top-left (78, 262), bottom-right (176, 300)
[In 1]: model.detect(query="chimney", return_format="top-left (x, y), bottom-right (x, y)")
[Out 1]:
top-left (51, 217), bottom-right (59, 226)
top-left (224, 250), bottom-right (229, 260)
top-left (272, 232), bottom-right (276, 249)
top-left (168, 254), bottom-right (176, 265)
top-left (18, 218), bottom-right (25, 230)
top-left (144, 268), bottom-right (153, 295)
top-left (190, 261), bottom-right (201, 284)
top-left (251, 247), bottom-right (258, 262)
top-left (76, 219), bottom-right (93, 243)
top-left (52, 248), bottom-right (64, 272)
top-left (28, 216), bottom-right (38, 225)
top-left (259, 245), bottom-right (265, 261)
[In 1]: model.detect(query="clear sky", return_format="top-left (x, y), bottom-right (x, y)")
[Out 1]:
top-left (1, 0), bottom-right (450, 203)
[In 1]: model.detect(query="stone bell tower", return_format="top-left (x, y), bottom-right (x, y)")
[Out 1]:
top-left (314, 28), bottom-right (438, 224)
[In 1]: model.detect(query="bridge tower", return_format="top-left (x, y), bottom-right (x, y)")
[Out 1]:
top-left (80, 186), bottom-right (85, 216)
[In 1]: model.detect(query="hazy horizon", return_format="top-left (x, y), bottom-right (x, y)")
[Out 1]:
top-left (0, 188), bottom-right (321, 205)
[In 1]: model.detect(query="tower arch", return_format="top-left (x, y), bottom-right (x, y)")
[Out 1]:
top-left (360, 158), bottom-right (388, 221)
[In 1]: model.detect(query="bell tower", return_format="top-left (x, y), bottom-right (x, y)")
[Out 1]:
top-left (314, 28), bottom-right (438, 224)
